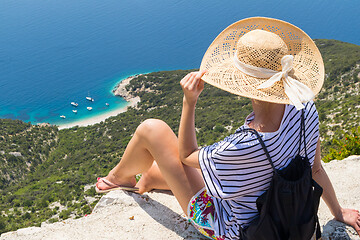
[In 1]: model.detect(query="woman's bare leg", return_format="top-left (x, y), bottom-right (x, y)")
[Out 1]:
top-left (96, 119), bottom-right (204, 213)
top-left (136, 162), bottom-right (170, 193)
top-left (136, 161), bottom-right (204, 194)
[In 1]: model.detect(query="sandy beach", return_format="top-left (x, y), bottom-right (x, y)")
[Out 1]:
top-left (57, 75), bottom-right (141, 130)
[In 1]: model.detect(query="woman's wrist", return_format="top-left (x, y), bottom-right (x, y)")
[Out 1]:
top-left (183, 96), bottom-right (197, 107)
top-left (334, 207), bottom-right (345, 221)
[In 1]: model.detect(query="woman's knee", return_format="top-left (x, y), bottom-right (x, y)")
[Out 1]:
top-left (136, 119), bottom-right (172, 140)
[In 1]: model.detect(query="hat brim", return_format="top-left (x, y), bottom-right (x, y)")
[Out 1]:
top-left (200, 17), bottom-right (324, 104)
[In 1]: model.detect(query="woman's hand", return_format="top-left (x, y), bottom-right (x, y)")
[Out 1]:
top-left (336, 208), bottom-right (360, 235)
top-left (180, 70), bottom-right (206, 106)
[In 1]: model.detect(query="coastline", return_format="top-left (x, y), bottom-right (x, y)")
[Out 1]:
top-left (111, 74), bottom-right (142, 100)
top-left (57, 74), bottom-right (141, 130)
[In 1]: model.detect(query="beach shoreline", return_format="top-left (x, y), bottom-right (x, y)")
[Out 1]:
top-left (57, 74), bottom-right (141, 130)
top-left (111, 74), bottom-right (142, 100)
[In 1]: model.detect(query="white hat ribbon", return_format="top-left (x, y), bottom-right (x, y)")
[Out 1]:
top-left (233, 53), bottom-right (315, 110)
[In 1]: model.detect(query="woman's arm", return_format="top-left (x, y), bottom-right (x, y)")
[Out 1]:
top-left (178, 71), bottom-right (206, 168)
top-left (312, 139), bottom-right (360, 234)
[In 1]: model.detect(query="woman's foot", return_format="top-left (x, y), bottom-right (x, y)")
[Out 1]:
top-left (95, 174), bottom-right (137, 193)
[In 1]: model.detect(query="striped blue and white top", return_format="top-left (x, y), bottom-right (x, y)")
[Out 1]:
top-left (198, 101), bottom-right (319, 239)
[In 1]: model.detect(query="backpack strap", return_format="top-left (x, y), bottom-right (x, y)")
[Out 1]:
top-left (240, 109), bottom-right (306, 172)
top-left (298, 109), bottom-right (308, 157)
top-left (240, 109), bottom-right (307, 172)
top-left (241, 128), bottom-right (276, 172)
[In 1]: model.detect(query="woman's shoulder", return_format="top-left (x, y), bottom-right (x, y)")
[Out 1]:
top-left (285, 101), bottom-right (318, 121)
top-left (304, 101), bottom-right (318, 116)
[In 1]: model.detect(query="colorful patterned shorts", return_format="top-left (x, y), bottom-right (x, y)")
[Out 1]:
top-left (187, 188), bottom-right (225, 240)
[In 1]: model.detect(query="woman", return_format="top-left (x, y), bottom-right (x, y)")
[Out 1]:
top-left (96, 17), bottom-right (360, 239)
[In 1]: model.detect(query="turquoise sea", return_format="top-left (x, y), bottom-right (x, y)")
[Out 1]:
top-left (0, 0), bottom-right (359, 126)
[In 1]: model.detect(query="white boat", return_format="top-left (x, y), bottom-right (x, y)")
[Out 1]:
top-left (60, 115), bottom-right (66, 119)
top-left (87, 107), bottom-right (93, 111)
top-left (72, 110), bottom-right (77, 113)
top-left (105, 103), bottom-right (109, 106)
top-left (86, 97), bottom-right (94, 102)
top-left (71, 102), bottom-right (78, 107)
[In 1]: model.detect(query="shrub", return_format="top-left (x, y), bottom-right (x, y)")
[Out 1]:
top-left (0, 217), bottom-right (6, 232)
top-left (84, 187), bottom-right (96, 197)
top-left (59, 209), bottom-right (71, 219)
top-left (24, 199), bottom-right (33, 207)
top-left (22, 212), bottom-right (31, 219)
top-left (323, 126), bottom-right (360, 162)
top-left (214, 124), bottom-right (226, 133)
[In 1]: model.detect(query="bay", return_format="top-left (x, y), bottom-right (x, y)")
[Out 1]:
top-left (0, 0), bottom-right (358, 125)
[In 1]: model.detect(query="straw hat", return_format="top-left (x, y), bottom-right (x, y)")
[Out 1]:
top-left (200, 17), bottom-right (324, 110)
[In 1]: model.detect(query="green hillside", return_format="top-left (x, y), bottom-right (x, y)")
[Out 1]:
top-left (0, 39), bottom-right (359, 234)
top-left (0, 121), bottom-right (58, 188)
top-left (314, 39), bottom-right (360, 158)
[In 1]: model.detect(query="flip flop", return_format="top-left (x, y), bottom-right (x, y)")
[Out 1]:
top-left (95, 177), bottom-right (139, 193)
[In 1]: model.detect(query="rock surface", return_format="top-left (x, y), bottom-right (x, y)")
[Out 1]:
top-left (1, 156), bottom-right (359, 240)
top-left (317, 155), bottom-right (360, 240)
top-left (112, 74), bottom-right (142, 101)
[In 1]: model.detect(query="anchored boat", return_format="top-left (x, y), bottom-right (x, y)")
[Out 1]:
top-left (86, 97), bottom-right (94, 102)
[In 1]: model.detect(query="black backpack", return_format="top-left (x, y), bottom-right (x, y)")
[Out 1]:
top-left (240, 110), bottom-right (323, 240)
